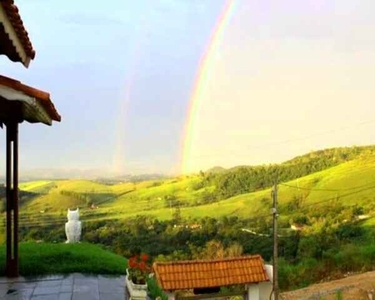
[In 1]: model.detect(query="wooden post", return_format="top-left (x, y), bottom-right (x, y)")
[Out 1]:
top-left (5, 121), bottom-right (19, 277)
top-left (272, 184), bottom-right (279, 300)
top-left (5, 122), bottom-right (12, 275)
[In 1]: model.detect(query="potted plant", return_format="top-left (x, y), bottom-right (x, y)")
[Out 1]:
top-left (126, 254), bottom-right (151, 300)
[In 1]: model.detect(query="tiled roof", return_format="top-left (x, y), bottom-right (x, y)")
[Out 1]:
top-left (1, 0), bottom-right (35, 59)
top-left (153, 255), bottom-right (269, 291)
top-left (0, 75), bottom-right (61, 124)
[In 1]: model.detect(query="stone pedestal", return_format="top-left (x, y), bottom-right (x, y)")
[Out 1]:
top-left (125, 270), bottom-right (148, 300)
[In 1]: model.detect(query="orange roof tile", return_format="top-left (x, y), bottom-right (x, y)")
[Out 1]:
top-left (0, 75), bottom-right (61, 123)
top-left (0, 0), bottom-right (35, 60)
top-left (153, 255), bottom-right (269, 291)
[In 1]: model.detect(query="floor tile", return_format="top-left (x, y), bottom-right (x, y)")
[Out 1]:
top-left (58, 293), bottom-right (72, 300)
top-left (11, 282), bottom-right (36, 290)
top-left (0, 274), bottom-right (126, 300)
top-left (3, 288), bottom-right (33, 299)
top-left (74, 279), bottom-right (98, 286)
top-left (0, 284), bottom-right (11, 297)
top-left (99, 293), bottom-right (125, 300)
top-left (36, 281), bottom-right (61, 288)
top-left (31, 295), bottom-right (59, 300)
top-left (98, 286), bottom-right (125, 294)
top-left (72, 292), bottom-right (99, 300)
top-left (59, 285), bottom-right (72, 293)
top-left (73, 274), bottom-right (97, 280)
top-left (32, 286), bottom-right (60, 296)
top-left (73, 285), bottom-right (98, 294)
top-left (60, 278), bottom-right (73, 286)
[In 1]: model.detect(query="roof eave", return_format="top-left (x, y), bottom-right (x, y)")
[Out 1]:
top-left (0, 3), bottom-right (33, 67)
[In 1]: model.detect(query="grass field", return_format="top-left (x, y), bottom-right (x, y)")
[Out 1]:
top-left (0, 243), bottom-right (127, 276)
top-left (11, 150), bottom-right (375, 226)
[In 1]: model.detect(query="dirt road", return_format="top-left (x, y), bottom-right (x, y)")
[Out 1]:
top-left (281, 271), bottom-right (375, 300)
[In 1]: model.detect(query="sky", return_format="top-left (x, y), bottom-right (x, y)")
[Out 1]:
top-left (1, 0), bottom-right (375, 176)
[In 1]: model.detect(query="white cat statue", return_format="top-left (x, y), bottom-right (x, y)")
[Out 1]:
top-left (65, 208), bottom-right (82, 243)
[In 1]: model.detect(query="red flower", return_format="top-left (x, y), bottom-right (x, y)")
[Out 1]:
top-left (127, 253), bottom-right (152, 284)
top-left (138, 261), bottom-right (147, 271)
top-left (129, 256), bottom-right (138, 269)
top-left (140, 254), bottom-right (149, 262)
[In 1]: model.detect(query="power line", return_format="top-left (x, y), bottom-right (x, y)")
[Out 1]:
top-left (288, 184), bottom-right (375, 213)
top-left (0, 170), bottom-right (374, 229)
top-left (280, 181), bottom-right (375, 192)
top-left (234, 183), bottom-right (375, 227)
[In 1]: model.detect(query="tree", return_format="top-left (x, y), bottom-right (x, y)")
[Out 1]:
top-left (200, 240), bottom-right (226, 259)
top-left (225, 242), bottom-right (243, 257)
top-left (172, 207), bottom-right (182, 224)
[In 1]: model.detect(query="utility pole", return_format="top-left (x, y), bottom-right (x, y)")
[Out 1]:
top-left (272, 183), bottom-right (279, 300)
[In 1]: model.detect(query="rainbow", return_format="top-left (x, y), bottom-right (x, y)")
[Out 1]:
top-left (112, 14), bottom-right (150, 175)
top-left (180, 0), bottom-right (238, 174)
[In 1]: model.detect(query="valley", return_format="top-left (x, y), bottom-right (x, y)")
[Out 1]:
top-left (2, 145), bottom-right (375, 291)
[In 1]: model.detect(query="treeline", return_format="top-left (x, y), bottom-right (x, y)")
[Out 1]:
top-left (197, 146), bottom-right (375, 200)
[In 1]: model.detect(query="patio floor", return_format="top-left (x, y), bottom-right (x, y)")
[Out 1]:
top-left (0, 273), bottom-right (127, 300)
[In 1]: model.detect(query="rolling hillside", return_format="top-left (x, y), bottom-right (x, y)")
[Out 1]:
top-left (1, 145), bottom-right (374, 292)
top-left (0, 146), bottom-right (375, 290)
top-left (4, 145), bottom-right (375, 227)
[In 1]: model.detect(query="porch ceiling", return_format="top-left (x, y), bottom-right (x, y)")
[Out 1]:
top-left (0, 75), bottom-right (61, 125)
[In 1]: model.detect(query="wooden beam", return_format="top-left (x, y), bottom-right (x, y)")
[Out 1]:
top-left (0, 96), bottom-right (23, 124)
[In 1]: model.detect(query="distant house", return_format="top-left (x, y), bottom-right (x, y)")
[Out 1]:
top-left (189, 223), bottom-right (201, 230)
top-left (173, 224), bottom-right (185, 229)
top-left (290, 223), bottom-right (304, 231)
top-left (153, 255), bottom-right (274, 300)
top-left (357, 214), bottom-right (370, 220)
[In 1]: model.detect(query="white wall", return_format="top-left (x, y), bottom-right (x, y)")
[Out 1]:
top-left (248, 284), bottom-right (259, 300)
top-left (260, 264), bottom-right (274, 300)
top-left (259, 282), bottom-right (273, 300)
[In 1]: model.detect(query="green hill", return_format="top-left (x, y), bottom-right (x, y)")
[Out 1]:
top-left (6, 145), bottom-right (374, 227)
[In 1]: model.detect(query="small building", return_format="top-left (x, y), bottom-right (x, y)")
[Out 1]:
top-left (290, 223), bottom-right (304, 231)
top-left (357, 214), bottom-right (370, 221)
top-left (153, 255), bottom-right (274, 300)
top-left (189, 223), bottom-right (201, 230)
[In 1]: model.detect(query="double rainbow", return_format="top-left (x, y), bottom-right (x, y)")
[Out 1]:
top-left (180, 0), bottom-right (238, 174)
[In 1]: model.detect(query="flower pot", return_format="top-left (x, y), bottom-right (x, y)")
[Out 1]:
top-left (126, 269), bottom-right (148, 300)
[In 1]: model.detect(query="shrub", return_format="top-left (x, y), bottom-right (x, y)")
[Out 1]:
top-left (147, 277), bottom-right (168, 300)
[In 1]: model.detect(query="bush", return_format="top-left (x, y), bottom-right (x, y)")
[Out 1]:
top-left (334, 244), bottom-right (363, 272)
top-left (147, 277), bottom-right (168, 300)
